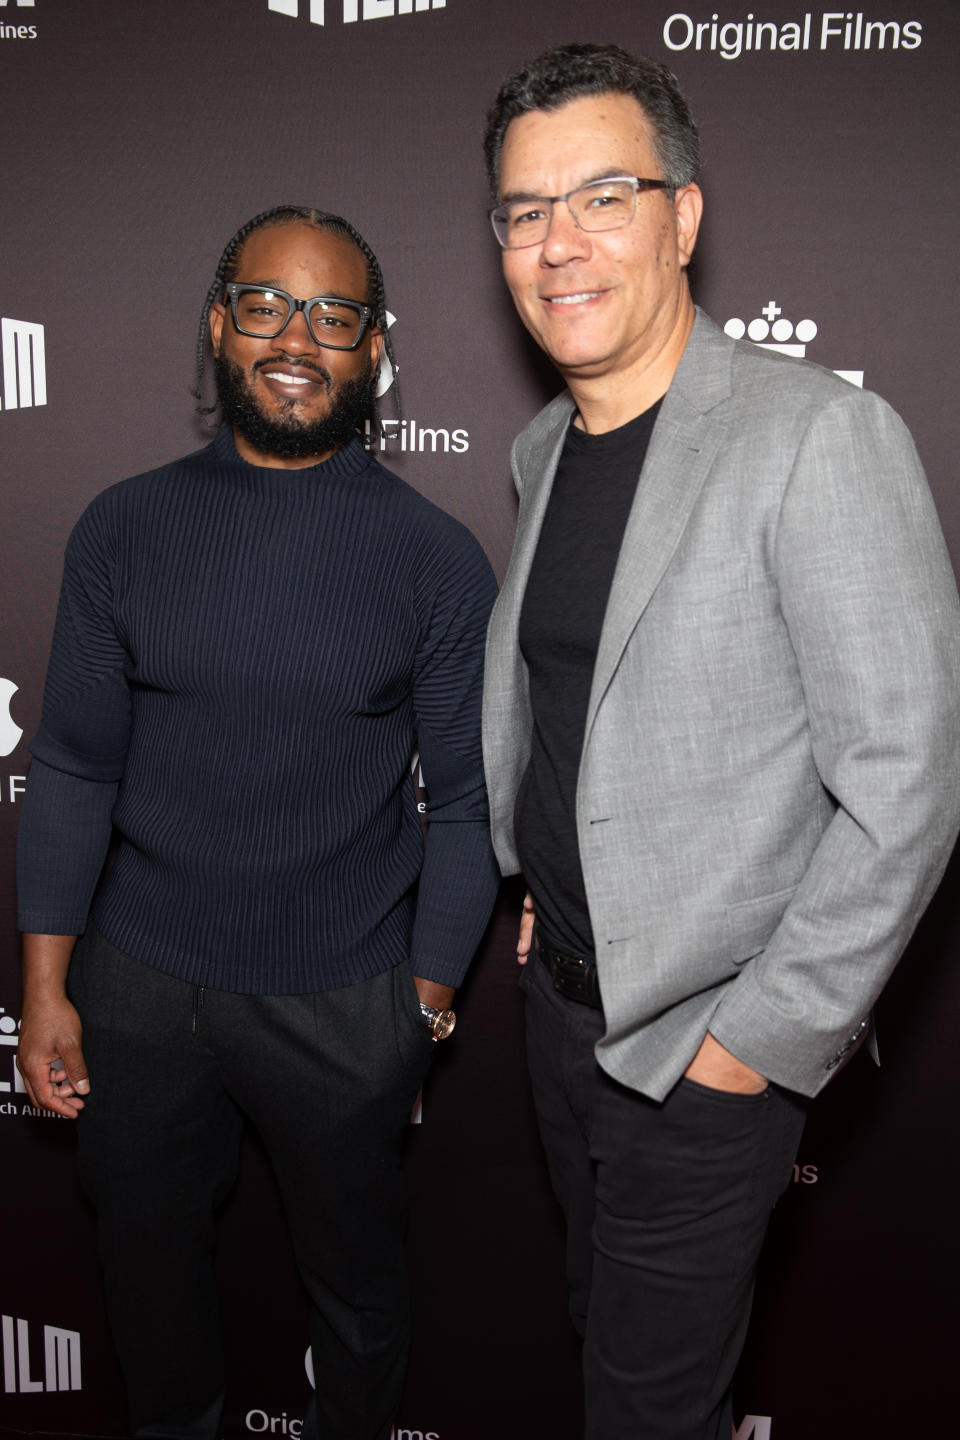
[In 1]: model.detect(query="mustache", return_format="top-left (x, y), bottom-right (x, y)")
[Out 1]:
top-left (252, 354), bottom-right (333, 387)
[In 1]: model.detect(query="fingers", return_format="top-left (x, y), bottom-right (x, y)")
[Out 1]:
top-left (17, 977), bottom-right (88, 1118)
top-left (50, 1063), bottom-right (78, 1097)
top-left (51, 1069), bottom-right (87, 1115)
top-left (16, 1035), bottom-right (90, 1118)
top-left (17, 1055), bottom-right (86, 1118)
top-left (518, 890), bottom-right (535, 964)
top-left (59, 1039), bottom-right (91, 1097)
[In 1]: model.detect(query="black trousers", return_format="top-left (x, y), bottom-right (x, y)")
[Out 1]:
top-left (520, 952), bottom-right (807, 1440)
top-left (68, 928), bottom-right (435, 1440)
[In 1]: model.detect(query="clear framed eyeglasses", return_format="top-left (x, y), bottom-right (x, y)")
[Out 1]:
top-left (489, 175), bottom-right (672, 250)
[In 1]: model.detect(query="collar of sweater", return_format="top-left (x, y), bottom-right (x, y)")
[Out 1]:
top-left (212, 423), bottom-right (379, 490)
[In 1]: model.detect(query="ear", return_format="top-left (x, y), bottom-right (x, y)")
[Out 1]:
top-left (367, 325), bottom-right (384, 374)
top-left (209, 300), bottom-right (226, 357)
top-left (673, 183), bottom-right (703, 269)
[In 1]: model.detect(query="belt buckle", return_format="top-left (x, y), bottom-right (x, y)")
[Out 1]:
top-left (535, 932), bottom-right (600, 1010)
top-left (560, 958), bottom-right (588, 1002)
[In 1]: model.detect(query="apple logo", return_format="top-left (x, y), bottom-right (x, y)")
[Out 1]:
top-left (0, 679), bottom-right (24, 757)
top-left (376, 311), bottom-right (397, 400)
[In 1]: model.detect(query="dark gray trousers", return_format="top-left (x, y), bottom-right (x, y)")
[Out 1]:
top-left (520, 951), bottom-right (807, 1440)
top-left (68, 928), bottom-right (435, 1440)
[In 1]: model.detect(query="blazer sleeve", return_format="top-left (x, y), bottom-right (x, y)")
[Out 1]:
top-left (707, 386), bottom-right (960, 1093)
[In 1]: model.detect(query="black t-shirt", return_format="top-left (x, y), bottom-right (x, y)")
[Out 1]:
top-left (515, 401), bottom-right (661, 957)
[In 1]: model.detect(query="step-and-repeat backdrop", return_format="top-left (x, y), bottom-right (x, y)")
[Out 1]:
top-left (3, 3), bottom-right (958, 1438)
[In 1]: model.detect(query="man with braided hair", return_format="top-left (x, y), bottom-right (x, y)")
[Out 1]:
top-left (17, 206), bottom-right (498, 1440)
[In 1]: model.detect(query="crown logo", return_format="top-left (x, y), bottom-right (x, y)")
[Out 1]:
top-left (724, 301), bottom-right (863, 388)
top-left (724, 301), bottom-right (817, 357)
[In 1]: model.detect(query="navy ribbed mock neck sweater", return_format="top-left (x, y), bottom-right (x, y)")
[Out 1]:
top-left (18, 426), bottom-right (499, 994)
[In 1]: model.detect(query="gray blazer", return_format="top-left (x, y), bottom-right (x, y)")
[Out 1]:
top-left (483, 310), bottom-right (960, 1100)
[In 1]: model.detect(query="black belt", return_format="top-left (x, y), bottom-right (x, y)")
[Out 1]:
top-left (535, 930), bottom-right (603, 1011)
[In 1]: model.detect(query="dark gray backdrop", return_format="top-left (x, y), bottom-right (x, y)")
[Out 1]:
top-left (3, 2), bottom-right (959, 1437)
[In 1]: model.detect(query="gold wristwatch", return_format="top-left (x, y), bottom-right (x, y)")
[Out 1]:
top-left (419, 1001), bottom-right (456, 1041)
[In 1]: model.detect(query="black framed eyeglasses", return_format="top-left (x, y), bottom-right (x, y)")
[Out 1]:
top-left (489, 175), bottom-right (673, 250)
top-left (224, 283), bottom-right (374, 350)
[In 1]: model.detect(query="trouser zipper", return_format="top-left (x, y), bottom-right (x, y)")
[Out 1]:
top-left (191, 985), bottom-right (205, 1036)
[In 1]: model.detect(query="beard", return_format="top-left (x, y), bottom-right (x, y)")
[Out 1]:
top-left (214, 351), bottom-right (377, 462)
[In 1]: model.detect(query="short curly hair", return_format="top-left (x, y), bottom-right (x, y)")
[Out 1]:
top-left (483, 43), bottom-right (700, 198)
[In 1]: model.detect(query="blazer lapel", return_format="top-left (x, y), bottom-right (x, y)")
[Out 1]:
top-left (500, 396), bottom-right (575, 613)
top-left (484, 395), bottom-right (574, 849)
top-left (584, 312), bottom-right (733, 744)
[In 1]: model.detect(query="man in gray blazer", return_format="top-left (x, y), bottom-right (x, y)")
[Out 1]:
top-left (481, 42), bottom-right (960, 1440)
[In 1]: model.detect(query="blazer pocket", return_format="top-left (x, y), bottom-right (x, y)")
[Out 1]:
top-left (725, 885), bottom-right (798, 965)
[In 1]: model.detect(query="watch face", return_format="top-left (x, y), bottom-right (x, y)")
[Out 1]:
top-left (433, 1009), bottom-right (456, 1041)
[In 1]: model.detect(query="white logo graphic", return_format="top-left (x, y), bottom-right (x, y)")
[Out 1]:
top-left (377, 310), bottom-right (397, 399)
top-left (1, 318), bottom-right (46, 410)
top-left (245, 1409), bottom-right (302, 1436)
top-left (375, 418), bottom-right (470, 455)
top-left (0, 1008), bottom-right (24, 1097)
top-left (268, 0), bottom-right (445, 25)
top-left (1, 1316), bottom-right (81, 1393)
top-left (733, 1418), bottom-right (772, 1440)
top-left (244, 1400), bottom-right (436, 1440)
top-left (724, 302), bottom-right (864, 387)
top-left (0, 678), bottom-right (23, 756)
top-left (365, 312), bottom-right (469, 455)
top-left (0, 0), bottom-right (38, 39)
top-left (664, 12), bottom-right (921, 59)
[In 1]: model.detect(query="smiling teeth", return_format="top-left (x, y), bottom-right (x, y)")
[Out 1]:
top-left (264, 372), bottom-right (312, 384)
top-left (549, 292), bottom-right (600, 305)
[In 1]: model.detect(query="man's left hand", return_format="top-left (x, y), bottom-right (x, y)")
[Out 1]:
top-left (413, 977), bottom-right (456, 1012)
top-left (684, 1032), bottom-right (767, 1094)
